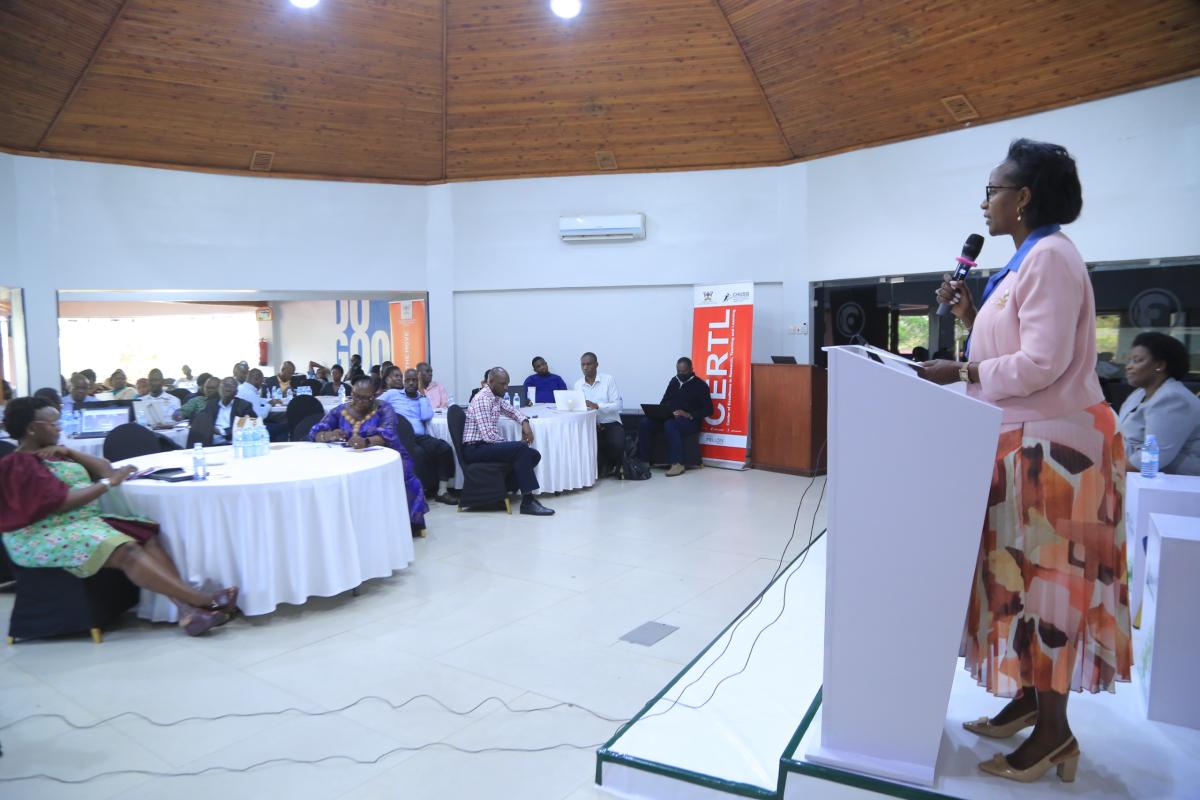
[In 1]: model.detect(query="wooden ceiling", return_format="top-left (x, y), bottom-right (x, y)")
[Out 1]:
top-left (2, 0), bottom-right (1198, 183)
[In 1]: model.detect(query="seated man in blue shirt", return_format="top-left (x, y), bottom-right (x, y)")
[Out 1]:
top-left (522, 356), bottom-right (568, 405)
top-left (637, 357), bottom-right (713, 477)
top-left (379, 367), bottom-right (458, 504)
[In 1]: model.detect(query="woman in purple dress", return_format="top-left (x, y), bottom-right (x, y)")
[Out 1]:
top-left (308, 376), bottom-right (428, 533)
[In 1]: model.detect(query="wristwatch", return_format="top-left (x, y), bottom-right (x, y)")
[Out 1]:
top-left (98, 477), bottom-right (112, 489)
top-left (959, 363), bottom-right (972, 384)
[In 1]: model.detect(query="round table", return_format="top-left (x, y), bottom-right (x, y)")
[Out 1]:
top-left (103, 442), bottom-right (414, 620)
top-left (62, 425), bottom-right (191, 458)
top-left (427, 404), bottom-right (598, 494)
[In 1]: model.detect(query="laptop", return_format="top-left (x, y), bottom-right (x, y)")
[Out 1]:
top-left (75, 401), bottom-right (135, 439)
top-left (504, 385), bottom-right (528, 408)
top-left (770, 355), bottom-right (798, 364)
top-left (553, 389), bottom-right (586, 412)
top-left (640, 403), bottom-right (674, 421)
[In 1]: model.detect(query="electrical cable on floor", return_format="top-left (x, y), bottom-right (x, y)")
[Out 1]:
top-left (0, 692), bottom-right (629, 733)
top-left (638, 442), bottom-right (828, 721)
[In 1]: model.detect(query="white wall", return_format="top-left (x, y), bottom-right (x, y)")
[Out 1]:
top-left (2, 77), bottom-right (1197, 395)
top-left (275, 301), bottom-right (338, 370)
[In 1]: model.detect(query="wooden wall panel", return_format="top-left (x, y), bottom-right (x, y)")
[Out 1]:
top-left (719, 0), bottom-right (1200, 160)
top-left (445, 0), bottom-right (792, 179)
top-left (40, 0), bottom-right (444, 180)
top-left (0, 1), bottom-right (124, 148)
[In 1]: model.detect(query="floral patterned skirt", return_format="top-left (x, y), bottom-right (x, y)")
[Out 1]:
top-left (963, 402), bottom-right (1132, 696)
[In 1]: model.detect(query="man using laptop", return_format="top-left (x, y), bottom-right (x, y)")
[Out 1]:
top-left (522, 356), bottom-right (567, 405)
top-left (637, 357), bottom-right (713, 477)
top-left (574, 352), bottom-right (624, 478)
top-left (463, 367), bottom-right (554, 516)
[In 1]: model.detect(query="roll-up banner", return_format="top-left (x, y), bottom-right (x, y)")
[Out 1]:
top-left (389, 299), bottom-right (428, 370)
top-left (692, 283), bottom-right (753, 469)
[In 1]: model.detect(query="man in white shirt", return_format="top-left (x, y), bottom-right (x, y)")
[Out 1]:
top-left (574, 352), bottom-right (625, 477)
top-left (135, 368), bottom-right (181, 428)
top-left (238, 368), bottom-right (279, 436)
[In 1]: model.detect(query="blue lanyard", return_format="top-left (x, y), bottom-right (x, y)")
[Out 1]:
top-left (979, 224), bottom-right (1061, 305)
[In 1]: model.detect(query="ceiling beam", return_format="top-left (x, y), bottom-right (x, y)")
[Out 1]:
top-left (711, 0), bottom-right (795, 160)
top-left (442, 0), bottom-right (448, 181)
top-left (37, 0), bottom-right (133, 150)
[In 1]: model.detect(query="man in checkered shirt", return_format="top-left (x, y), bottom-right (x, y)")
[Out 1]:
top-left (462, 367), bottom-right (555, 516)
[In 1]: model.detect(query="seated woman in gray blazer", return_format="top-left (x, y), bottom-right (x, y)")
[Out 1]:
top-left (1118, 332), bottom-right (1200, 476)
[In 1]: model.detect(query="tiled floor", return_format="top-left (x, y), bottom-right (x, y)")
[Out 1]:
top-left (0, 467), bottom-right (825, 799)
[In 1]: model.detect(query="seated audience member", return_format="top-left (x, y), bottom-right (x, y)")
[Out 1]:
top-left (243, 368), bottom-right (286, 440)
top-left (192, 372), bottom-right (213, 398)
top-left (522, 356), bottom-right (568, 404)
top-left (61, 373), bottom-right (97, 415)
top-left (574, 352), bottom-right (624, 477)
top-left (232, 360), bottom-right (250, 386)
top-left (175, 377), bottom-right (221, 421)
top-left (462, 368), bottom-right (554, 516)
top-left (307, 361), bottom-right (331, 384)
top-left (1118, 332), bottom-right (1200, 475)
top-left (637, 357), bottom-right (713, 477)
top-left (469, 369), bottom-right (492, 401)
top-left (931, 348), bottom-right (955, 361)
top-left (348, 353), bottom-right (365, 382)
top-left (1095, 351), bottom-right (1124, 380)
top-left (0, 397), bottom-right (237, 635)
top-left (911, 346), bottom-right (930, 362)
top-left (416, 361), bottom-right (449, 408)
top-left (379, 368), bottom-right (457, 504)
top-left (33, 387), bottom-right (63, 412)
top-left (106, 369), bottom-right (139, 401)
top-left (137, 369), bottom-right (181, 427)
top-left (205, 377), bottom-right (258, 444)
top-left (309, 377), bottom-right (429, 531)
top-left (319, 363), bottom-right (350, 397)
top-left (263, 361), bottom-right (298, 399)
top-left (175, 365), bottom-right (197, 392)
top-left (135, 378), bottom-right (150, 398)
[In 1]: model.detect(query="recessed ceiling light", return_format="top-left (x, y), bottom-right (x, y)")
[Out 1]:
top-left (550, 0), bottom-right (581, 20)
top-left (290, 0), bottom-right (320, 9)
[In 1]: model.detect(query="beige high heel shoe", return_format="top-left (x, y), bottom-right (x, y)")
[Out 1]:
top-left (978, 736), bottom-right (1080, 783)
top-left (963, 710), bottom-right (1037, 738)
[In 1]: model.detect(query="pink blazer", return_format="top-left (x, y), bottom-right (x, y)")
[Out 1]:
top-left (967, 232), bottom-right (1104, 424)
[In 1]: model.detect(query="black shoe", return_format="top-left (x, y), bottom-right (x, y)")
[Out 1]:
top-left (520, 496), bottom-right (555, 516)
top-left (435, 493), bottom-right (459, 506)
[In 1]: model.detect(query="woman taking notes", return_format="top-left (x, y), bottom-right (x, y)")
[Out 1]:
top-left (920, 139), bottom-right (1130, 784)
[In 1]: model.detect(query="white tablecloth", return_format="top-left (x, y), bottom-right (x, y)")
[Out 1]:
top-left (103, 442), bottom-right (414, 620)
top-left (427, 404), bottom-right (598, 494)
top-left (62, 426), bottom-right (191, 458)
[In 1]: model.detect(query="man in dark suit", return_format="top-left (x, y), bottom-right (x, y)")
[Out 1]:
top-left (262, 361), bottom-right (298, 400)
top-left (201, 377), bottom-right (258, 444)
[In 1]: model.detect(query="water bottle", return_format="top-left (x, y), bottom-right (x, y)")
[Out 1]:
top-left (1141, 434), bottom-right (1160, 478)
top-left (62, 409), bottom-right (76, 438)
top-left (75, 410), bottom-right (84, 437)
top-left (528, 386), bottom-right (536, 405)
top-left (256, 420), bottom-right (269, 457)
top-left (233, 424), bottom-right (245, 459)
top-left (192, 443), bottom-right (208, 481)
top-left (337, 384), bottom-right (346, 403)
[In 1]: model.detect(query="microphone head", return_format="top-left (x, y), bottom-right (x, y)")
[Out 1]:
top-left (962, 233), bottom-right (985, 261)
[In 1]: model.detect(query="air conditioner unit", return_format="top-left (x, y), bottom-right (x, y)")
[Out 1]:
top-left (558, 213), bottom-right (646, 243)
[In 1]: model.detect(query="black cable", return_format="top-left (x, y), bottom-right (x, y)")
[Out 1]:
top-left (0, 692), bottom-right (628, 733)
top-left (638, 446), bottom-right (827, 722)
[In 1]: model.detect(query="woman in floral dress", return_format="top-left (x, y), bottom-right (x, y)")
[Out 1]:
top-left (0, 397), bottom-right (237, 636)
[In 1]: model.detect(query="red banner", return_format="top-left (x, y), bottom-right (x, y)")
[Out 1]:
top-left (691, 283), bottom-right (754, 468)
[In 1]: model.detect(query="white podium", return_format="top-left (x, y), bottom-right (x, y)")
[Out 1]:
top-left (807, 346), bottom-right (1002, 786)
top-left (1125, 472), bottom-right (1200, 624)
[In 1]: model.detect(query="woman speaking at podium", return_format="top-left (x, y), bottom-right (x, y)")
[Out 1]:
top-left (921, 139), bottom-right (1130, 784)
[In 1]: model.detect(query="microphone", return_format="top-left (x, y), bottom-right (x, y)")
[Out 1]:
top-left (937, 233), bottom-right (985, 316)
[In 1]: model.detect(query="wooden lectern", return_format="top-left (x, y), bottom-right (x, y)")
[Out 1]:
top-left (750, 363), bottom-right (827, 475)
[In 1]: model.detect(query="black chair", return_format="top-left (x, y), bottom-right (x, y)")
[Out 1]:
top-left (293, 413), bottom-right (323, 442)
top-left (0, 440), bottom-right (15, 459)
top-left (167, 388), bottom-right (191, 404)
top-left (287, 395), bottom-right (325, 439)
top-left (156, 433), bottom-right (183, 452)
top-left (447, 405), bottom-right (513, 513)
top-left (103, 423), bottom-right (164, 462)
top-left (187, 412), bottom-right (215, 448)
top-left (1, 546), bottom-right (139, 644)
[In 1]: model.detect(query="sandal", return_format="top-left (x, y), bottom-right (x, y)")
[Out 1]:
top-left (180, 609), bottom-right (231, 637)
top-left (209, 587), bottom-right (239, 614)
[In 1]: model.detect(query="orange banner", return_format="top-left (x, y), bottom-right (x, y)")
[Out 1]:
top-left (692, 283), bottom-right (753, 468)
top-left (389, 299), bottom-right (428, 370)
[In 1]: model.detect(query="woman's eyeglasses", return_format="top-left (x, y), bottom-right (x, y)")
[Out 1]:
top-left (984, 184), bottom-right (1019, 203)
